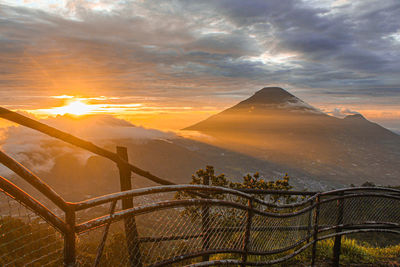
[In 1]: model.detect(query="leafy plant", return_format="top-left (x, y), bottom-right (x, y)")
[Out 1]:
top-left (175, 165), bottom-right (296, 219)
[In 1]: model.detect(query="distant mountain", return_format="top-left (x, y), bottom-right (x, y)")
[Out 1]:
top-left (222, 86), bottom-right (321, 113)
top-left (184, 87), bottom-right (400, 186)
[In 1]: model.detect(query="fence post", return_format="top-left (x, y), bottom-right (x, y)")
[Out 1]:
top-left (64, 207), bottom-right (76, 267)
top-left (332, 192), bottom-right (344, 267)
top-left (311, 195), bottom-right (320, 267)
top-left (201, 175), bottom-right (210, 262)
top-left (241, 199), bottom-right (253, 267)
top-left (307, 198), bottom-right (313, 243)
top-left (116, 146), bottom-right (142, 267)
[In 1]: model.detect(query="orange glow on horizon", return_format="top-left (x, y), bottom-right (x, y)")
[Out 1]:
top-left (23, 96), bottom-right (219, 130)
top-left (18, 97), bottom-right (399, 132)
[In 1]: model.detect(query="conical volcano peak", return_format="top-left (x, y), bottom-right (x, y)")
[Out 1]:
top-left (234, 87), bottom-right (320, 114)
top-left (246, 87), bottom-right (296, 105)
top-left (256, 87), bottom-right (294, 97)
top-left (184, 86), bottom-right (325, 131)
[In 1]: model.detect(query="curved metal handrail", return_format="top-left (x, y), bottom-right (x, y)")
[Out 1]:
top-left (151, 234), bottom-right (315, 267)
top-left (76, 198), bottom-right (312, 233)
top-left (73, 185), bottom-right (400, 213)
top-left (74, 185), bottom-right (256, 210)
top-left (73, 184), bottom-right (315, 211)
top-left (76, 188), bottom-right (400, 232)
top-left (321, 186), bottom-right (400, 196)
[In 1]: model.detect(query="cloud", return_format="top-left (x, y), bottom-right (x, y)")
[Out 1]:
top-left (42, 114), bottom-right (175, 141)
top-left (0, 114), bottom-right (175, 175)
top-left (326, 107), bottom-right (360, 118)
top-left (0, 0), bottom-right (399, 125)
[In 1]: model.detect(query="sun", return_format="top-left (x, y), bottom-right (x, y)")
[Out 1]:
top-left (50, 100), bottom-right (95, 116)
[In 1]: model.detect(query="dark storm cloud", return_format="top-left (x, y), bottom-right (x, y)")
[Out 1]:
top-left (0, 0), bottom-right (399, 108)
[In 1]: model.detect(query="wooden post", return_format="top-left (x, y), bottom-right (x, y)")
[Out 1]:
top-left (201, 175), bottom-right (210, 262)
top-left (311, 195), bottom-right (320, 267)
top-left (116, 146), bottom-right (142, 267)
top-left (332, 193), bottom-right (344, 267)
top-left (64, 207), bottom-right (76, 267)
top-left (241, 199), bottom-right (253, 267)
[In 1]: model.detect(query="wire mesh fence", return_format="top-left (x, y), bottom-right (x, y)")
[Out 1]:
top-left (68, 187), bottom-right (400, 266)
top-left (0, 190), bottom-right (64, 267)
top-left (76, 220), bottom-right (131, 267)
top-left (2, 183), bottom-right (400, 266)
top-left (0, 188), bottom-right (400, 266)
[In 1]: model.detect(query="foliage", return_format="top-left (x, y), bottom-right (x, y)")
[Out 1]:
top-left (230, 172), bottom-right (296, 203)
top-left (176, 165), bottom-right (294, 200)
top-left (175, 165), bottom-right (296, 220)
top-left (361, 181), bottom-right (376, 187)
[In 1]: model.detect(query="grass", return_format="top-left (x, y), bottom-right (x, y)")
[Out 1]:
top-left (294, 237), bottom-right (400, 266)
top-left (208, 237), bottom-right (400, 266)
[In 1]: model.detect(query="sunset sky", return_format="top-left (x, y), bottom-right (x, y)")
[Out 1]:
top-left (0, 0), bottom-right (399, 131)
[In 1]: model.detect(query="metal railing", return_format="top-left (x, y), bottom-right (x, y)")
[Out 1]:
top-left (1, 106), bottom-right (400, 266)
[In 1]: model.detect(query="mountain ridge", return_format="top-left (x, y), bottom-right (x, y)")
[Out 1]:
top-left (183, 87), bottom-right (400, 187)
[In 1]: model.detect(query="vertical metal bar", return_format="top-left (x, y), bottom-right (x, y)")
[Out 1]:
top-left (64, 207), bottom-right (76, 267)
top-left (332, 192), bottom-right (344, 267)
top-left (307, 198), bottom-right (313, 242)
top-left (241, 199), bottom-right (253, 267)
top-left (311, 195), bottom-right (320, 267)
top-left (93, 200), bottom-right (117, 267)
top-left (117, 146), bottom-right (142, 267)
top-left (201, 175), bottom-right (210, 262)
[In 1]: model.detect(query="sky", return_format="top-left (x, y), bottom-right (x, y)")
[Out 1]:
top-left (0, 0), bottom-right (399, 131)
